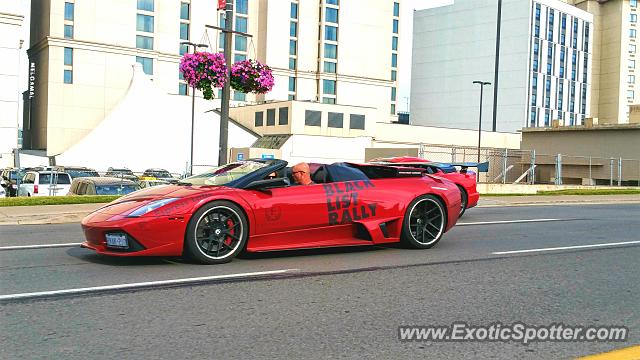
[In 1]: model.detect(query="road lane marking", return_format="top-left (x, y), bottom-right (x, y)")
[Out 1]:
top-left (0, 243), bottom-right (82, 251)
top-left (458, 218), bottom-right (565, 226)
top-left (0, 269), bottom-right (298, 301)
top-left (493, 240), bottom-right (640, 255)
top-left (578, 345), bottom-right (640, 360)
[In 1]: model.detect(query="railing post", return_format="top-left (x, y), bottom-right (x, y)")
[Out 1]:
top-left (502, 148), bottom-right (508, 184)
top-left (588, 156), bottom-right (592, 185)
top-left (451, 147), bottom-right (456, 163)
top-left (609, 158), bottom-right (614, 186)
top-left (418, 143), bottom-right (424, 159)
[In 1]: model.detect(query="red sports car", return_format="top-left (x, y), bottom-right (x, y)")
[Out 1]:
top-left (81, 159), bottom-right (461, 264)
top-left (369, 156), bottom-right (484, 217)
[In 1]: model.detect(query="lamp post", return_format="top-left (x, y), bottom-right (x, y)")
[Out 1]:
top-left (472, 81), bottom-right (491, 166)
top-left (180, 41), bottom-right (208, 176)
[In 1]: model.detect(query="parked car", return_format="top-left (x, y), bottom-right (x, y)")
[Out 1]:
top-left (142, 168), bottom-right (177, 182)
top-left (43, 166), bottom-right (100, 179)
top-left (68, 177), bottom-right (140, 196)
top-left (1, 168), bottom-right (27, 197)
top-left (105, 167), bottom-right (138, 181)
top-left (138, 179), bottom-right (170, 189)
top-left (18, 171), bottom-right (72, 197)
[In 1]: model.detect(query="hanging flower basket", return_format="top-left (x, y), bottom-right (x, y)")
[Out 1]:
top-left (230, 59), bottom-right (275, 94)
top-left (179, 52), bottom-right (227, 100)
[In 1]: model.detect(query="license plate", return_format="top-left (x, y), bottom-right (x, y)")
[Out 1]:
top-left (105, 233), bottom-right (128, 248)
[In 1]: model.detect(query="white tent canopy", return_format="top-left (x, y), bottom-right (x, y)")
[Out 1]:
top-left (56, 64), bottom-right (258, 175)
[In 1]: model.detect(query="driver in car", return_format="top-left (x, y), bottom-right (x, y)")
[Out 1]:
top-left (291, 162), bottom-right (315, 185)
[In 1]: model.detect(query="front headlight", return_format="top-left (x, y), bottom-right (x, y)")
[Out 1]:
top-left (128, 198), bottom-right (180, 217)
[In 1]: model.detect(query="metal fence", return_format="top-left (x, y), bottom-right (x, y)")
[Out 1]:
top-left (417, 144), bottom-right (640, 186)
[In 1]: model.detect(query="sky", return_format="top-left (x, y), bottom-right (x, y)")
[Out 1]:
top-left (397, 0), bottom-right (454, 112)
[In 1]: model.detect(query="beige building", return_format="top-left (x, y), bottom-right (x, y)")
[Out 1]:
top-left (567, 0), bottom-right (639, 124)
top-left (25, 0), bottom-right (400, 156)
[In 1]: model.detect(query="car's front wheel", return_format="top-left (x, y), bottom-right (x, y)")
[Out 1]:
top-left (400, 195), bottom-right (447, 249)
top-left (184, 201), bottom-right (248, 264)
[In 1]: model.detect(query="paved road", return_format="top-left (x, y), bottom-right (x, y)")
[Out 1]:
top-left (1, 204), bottom-right (638, 359)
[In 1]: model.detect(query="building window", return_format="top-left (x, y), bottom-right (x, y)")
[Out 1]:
top-left (64, 69), bottom-right (73, 84)
top-left (533, 59), bottom-right (538, 72)
top-left (291, 3), bottom-right (298, 19)
top-left (547, 63), bottom-right (552, 75)
top-left (632, 0), bottom-right (638, 8)
top-left (180, 3), bottom-right (190, 20)
top-left (267, 109), bottom-right (276, 126)
top-left (628, 90), bottom-right (635, 99)
top-left (349, 114), bottom-right (365, 130)
top-left (288, 77), bottom-right (296, 92)
top-left (136, 35), bottom-right (153, 50)
top-left (393, 19), bottom-right (399, 34)
top-left (236, 0), bottom-right (248, 15)
top-left (136, 56), bottom-right (153, 75)
top-left (325, 26), bottom-right (338, 41)
top-left (322, 97), bottom-right (336, 104)
top-left (631, 29), bottom-right (637, 38)
top-left (137, 14), bottom-right (154, 33)
top-left (64, 2), bottom-right (74, 21)
top-left (64, 25), bottom-right (73, 39)
top-left (530, 109), bottom-right (537, 126)
top-left (64, 47), bottom-right (73, 65)
top-left (289, 58), bottom-right (296, 70)
top-left (326, 8), bottom-right (339, 23)
top-left (629, 59), bottom-right (636, 68)
top-left (290, 22), bottom-right (298, 37)
top-left (535, 4), bottom-right (540, 20)
top-left (391, 87), bottom-right (396, 101)
top-left (324, 44), bottom-right (337, 59)
top-left (179, 43), bottom-right (188, 55)
top-left (631, 44), bottom-right (637, 53)
top-left (236, 17), bottom-right (248, 33)
top-left (391, 70), bottom-right (397, 81)
top-left (323, 79), bottom-right (336, 95)
top-left (328, 112), bottom-right (343, 128)
top-left (236, 35), bottom-right (247, 51)
top-left (393, 2), bottom-right (400, 17)
top-left (279, 107), bottom-right (289, 125)
top-left (326, 0), bottom-right (339, 5)
top-left (392, 36), bottom-right (398, 51)
top-left (288, 94), bottom-right (295, 100)
top-left (234, 54), bottom-right (247, 62)
top-left (391, 104), bottom-right (396, 114)
top-left (534, 25), bottom-right (540, 38)
top-left (137, 0), bottom-right (154, 11)
top-left (531, 94), bottom-right (537, 106)
top-left (629, 75), bottom-right (636, 83)
top-left (233, 91), bottom-right (246, 101)
top-left (290, 40), bottom-right (297, 55)
top-left (324, 61), bottom-right (336, 73)
top-left (305, 110), bottom-right (321, 126)
top-left (254, 112), bottom-right (264, 126)
top-left (179, 83), bottom-right (188, 95)
top-left (391, 53), bottom-right (397, 67)
top-left (180, 23), bottom-right (189, 40)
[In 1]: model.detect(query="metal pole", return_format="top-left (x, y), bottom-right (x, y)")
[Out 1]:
top-left (477, 84), bottom-right (483, 164)
top-left (588, 156), bottom-right (592, 185)
top-left (218, 0), bottom-right (234, 166)
top-left (609, 158), bottom-right (614, 186)
top-left (502, 148), bottom-right (508, 184)
top-left (530, 149), bottom-right (536, 185)
top-left (190, 76), bottom-right (196, 175)
top-left (618, 157), bottom-right (622, 186)
top-left (492, 0), bottom-right (502, 132)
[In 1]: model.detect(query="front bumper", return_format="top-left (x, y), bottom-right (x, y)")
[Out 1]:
top-left (80, 210), bottom-right (191, 257)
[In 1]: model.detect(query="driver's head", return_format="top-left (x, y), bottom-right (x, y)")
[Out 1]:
top-left (291, 162), bottom-right (313, 185)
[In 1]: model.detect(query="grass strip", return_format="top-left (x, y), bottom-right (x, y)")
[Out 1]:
top-left (0, 196), bottom-right (119, 207)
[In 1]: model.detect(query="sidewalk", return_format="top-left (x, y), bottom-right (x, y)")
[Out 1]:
top-left (0, 194), bottom-right (639, 226)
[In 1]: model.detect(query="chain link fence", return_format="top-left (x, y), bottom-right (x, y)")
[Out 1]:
top-left (417, 144), bottom-right (640, 186)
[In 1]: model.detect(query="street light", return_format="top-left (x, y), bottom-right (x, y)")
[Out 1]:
top-left (180, 41), bottom-right (208, 176)
top-left (472, 81), bottom-right (491, 166)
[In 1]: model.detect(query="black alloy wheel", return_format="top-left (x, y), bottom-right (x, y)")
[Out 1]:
top-left (400, 195), bottom-right (447, 249)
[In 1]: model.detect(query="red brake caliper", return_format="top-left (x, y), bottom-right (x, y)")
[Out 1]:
top-left (225, 218), bottom-right (234, 245)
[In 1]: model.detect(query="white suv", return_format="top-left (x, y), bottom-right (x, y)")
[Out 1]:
top-left (18, 171), bottom-right (72, 197)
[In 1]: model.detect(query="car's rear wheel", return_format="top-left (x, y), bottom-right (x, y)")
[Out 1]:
top-left (184, 201), bottom-right (248, 264)
top-left (400, 195), bottom-right (446, 249)
top-left (457, 185), bottom-right (468, 217)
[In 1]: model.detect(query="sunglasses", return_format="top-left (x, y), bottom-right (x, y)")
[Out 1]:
top-left (292, 171), bottom-right (307, 175)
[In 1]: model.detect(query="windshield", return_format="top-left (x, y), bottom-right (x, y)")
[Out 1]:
top-left (68, 170), bottom-right (99, 178)
top-left (95, 185), bottom-right (139, 195)
top-left (185, 161), bottom-right (267, 186)
top-left (150, 171), bottom-right (171, 178)
top-left (108, 169), bottom-right (134, 175)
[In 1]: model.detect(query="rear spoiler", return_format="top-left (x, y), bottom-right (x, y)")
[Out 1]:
top-left (448, 162), bottom-right (490, 173)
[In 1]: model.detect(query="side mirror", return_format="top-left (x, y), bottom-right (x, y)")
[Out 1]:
top-left (245, 178), bottom-right (289, 191)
